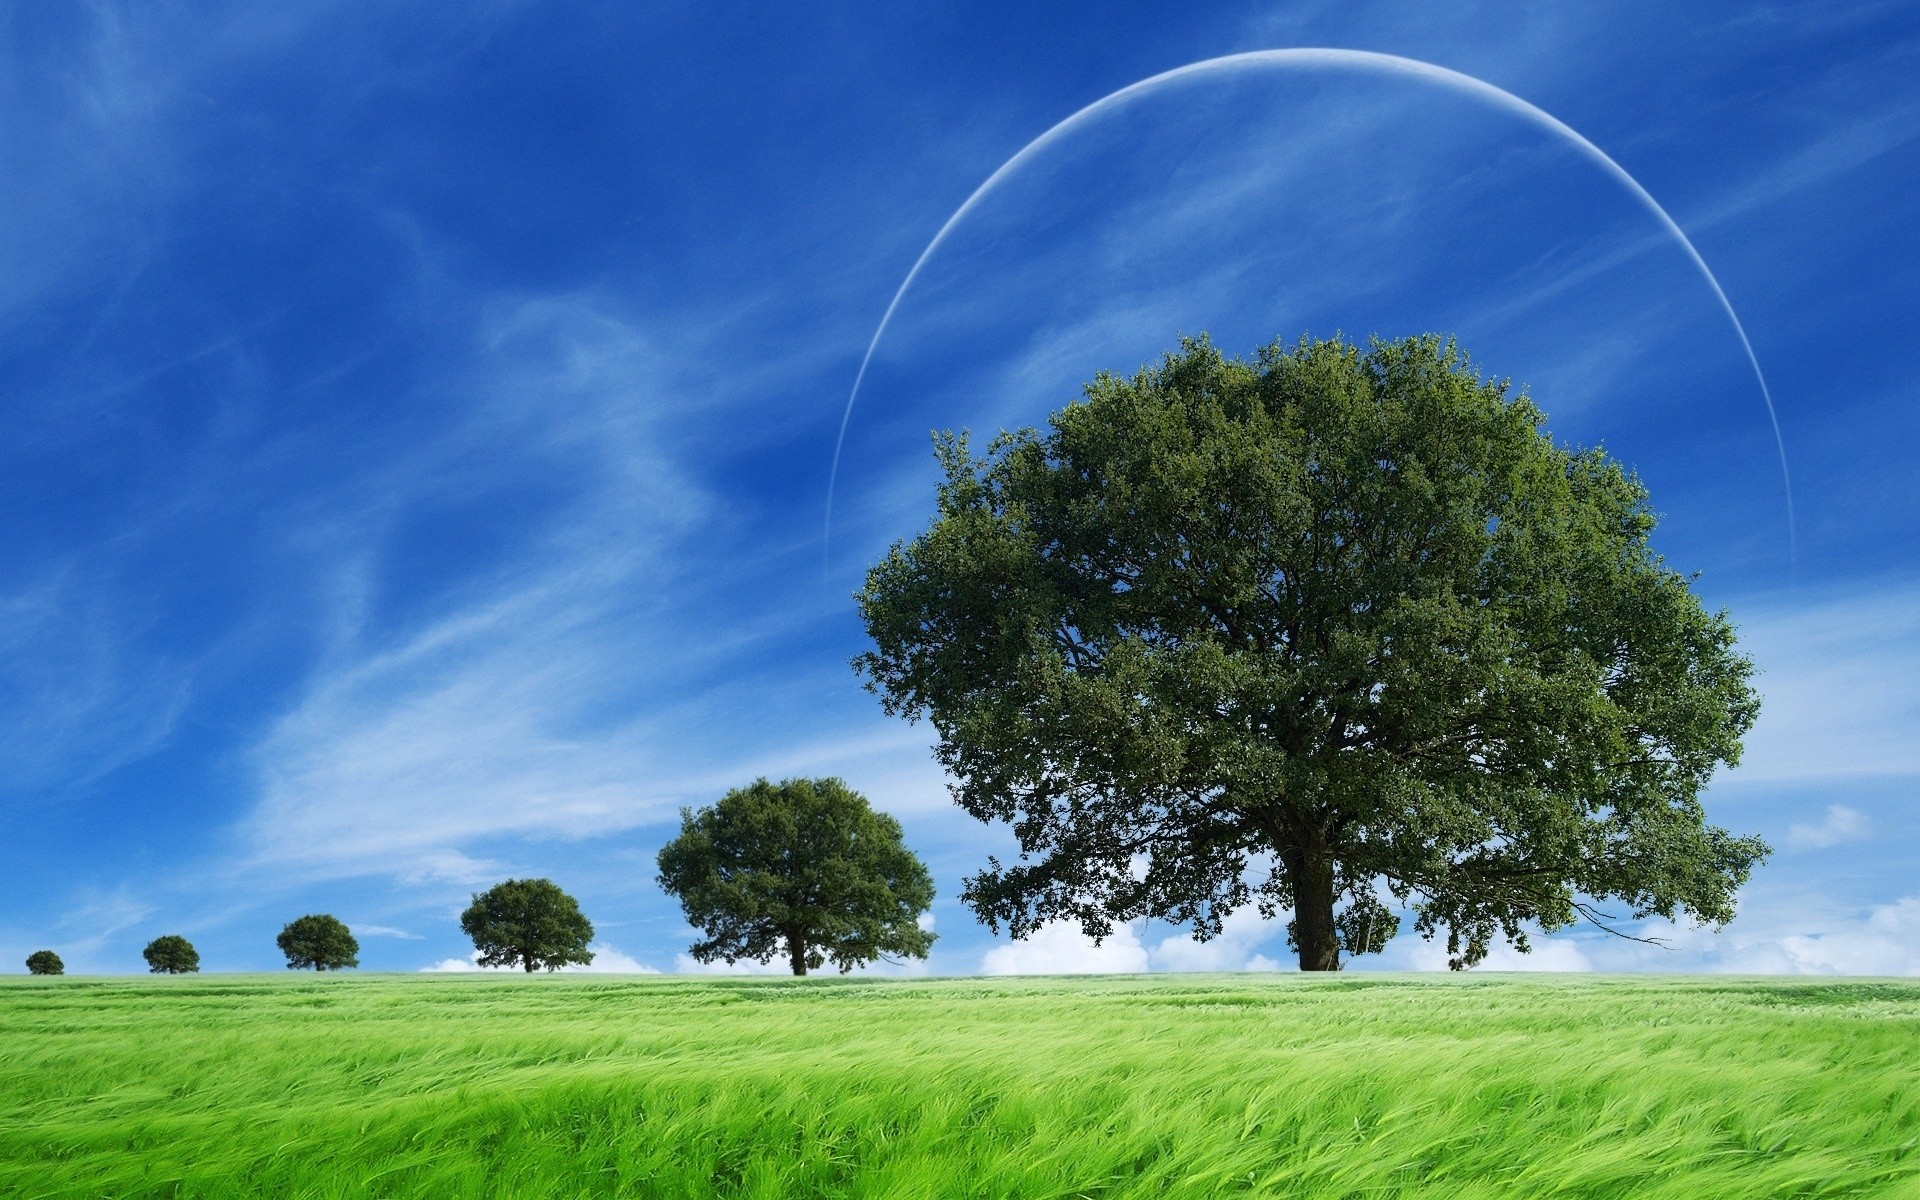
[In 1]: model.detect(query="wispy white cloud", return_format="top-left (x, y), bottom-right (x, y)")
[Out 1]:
top-left (1681, 90), bottom-right (1920, 241)
top-left (398, 851), bottom-right (507, 887)
top-left (671, 726), bottom-right (954, 817)
top-left (1716, 581), bottom-right (1920, 787)
top-left (53, 888), bottom-right (158, 962)
top-left (1783, 804), bottom-right (1869, 852)
top-left (238, 296), bottom-right (717, 880)
top-left (0, 568), bottom-right (192, 791)
top-left (353, 924), bottom-right (423, 940)
top-left (222, 254), bottom-right (990, 891)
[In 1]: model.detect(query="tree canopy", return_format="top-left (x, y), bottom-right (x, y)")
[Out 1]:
top-left (277, 913), bottom-right (360, 971)
top-left (459, 878), bottom-right (595, 972)
top-left (657, 777), bottom-right (936, 975)
top-left (143, 935), bottom-right (200, 974)
top-left (25, 950), bottom-right (63, 976)
top-left (855, 333), bottom-right (1766, 970)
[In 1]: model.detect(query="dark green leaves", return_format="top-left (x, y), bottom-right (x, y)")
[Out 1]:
top-left (142, 935), bottom-right (200, 974)
top-left (856, 333), bottom-right (1766, 969)
top-left (276, 914), bottom-right (360, 971)
top-left (24, 950), bottom-right (63, 976)
top-left (657, 777), bottom-right (936, 975)
top-left (459, 879), bottom-right (595, 973)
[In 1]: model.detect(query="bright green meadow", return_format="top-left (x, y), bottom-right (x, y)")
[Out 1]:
top-left (2, 973), bottom-right (1917, 1198)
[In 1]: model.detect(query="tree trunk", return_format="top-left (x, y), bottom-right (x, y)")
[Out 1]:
top-left (1285, 845), bottom-right (1342, 971)
top-left (788, 935), bottom-right (808, 976)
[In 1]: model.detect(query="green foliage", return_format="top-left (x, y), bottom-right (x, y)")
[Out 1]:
top-left (24, 951), bottom-right (62, 976)
top-left (856, 333), bottom-right (1768, 971)
top-left (2, 974), bottom-right (1917, 1198)
top-left (141, 936), bottom-right (199, 975)
top-left (658, 777), bottom-right (936, 976)
top-left (276, 914), bottom-right (360, 971)
top-left (459, 879), bottom-right (594, 973)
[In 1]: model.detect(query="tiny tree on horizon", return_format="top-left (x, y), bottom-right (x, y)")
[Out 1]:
top-left (856, 333), bottom-right (1768, 971)
top-left (143, 935), bottom-right (200, 974)
top-left (657, 776), bottom-right (937, 976)
top-left (459, 878), bottom-right (595, 972)
top-left (276, 914), bottom-right (360, 971)
top-left (25, 950), bottom-right (64, 976)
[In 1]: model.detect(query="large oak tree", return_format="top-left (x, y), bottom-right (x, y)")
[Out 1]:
top-left (855, 334), bottom-right (1766, 970)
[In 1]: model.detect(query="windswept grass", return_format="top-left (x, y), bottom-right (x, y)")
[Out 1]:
top-left (2, 973), bottom-right (1916, 1198)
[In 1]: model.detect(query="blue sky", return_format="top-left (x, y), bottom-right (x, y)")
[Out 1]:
top-left (3, 2), bottom-right (1917, 976)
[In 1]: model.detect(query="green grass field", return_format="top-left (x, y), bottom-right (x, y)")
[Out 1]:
top-left (2, 973), bottom-right (1917, 1198)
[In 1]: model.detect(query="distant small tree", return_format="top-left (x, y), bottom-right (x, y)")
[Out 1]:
top-left (25, 950), bottom-right (63, 976)
top-left (276, 914), bottom-right (360, 971)
top-left (143, 935), bottom-right (200, 974)
top-left (459, 879), bottom-right (594, 972)
top-left (657, 777), bottom-right (937, 976)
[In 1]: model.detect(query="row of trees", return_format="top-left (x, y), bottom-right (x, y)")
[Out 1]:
top-left (23, 777), bottom-right (937, 978)
top-left (457, 777), bottom-right (937, 976)
top-left (25, 917), bottom-right (359, 975)
top-left (25, 332), bottom-right (1772, 977)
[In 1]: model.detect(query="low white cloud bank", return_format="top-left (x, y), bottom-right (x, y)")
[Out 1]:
top-left (670, 946), bottom-right (932, 977)
top-left (421, 942), bottom-right (659, 973)
top-left (1370, 893), bottom-right (1920, 977)
top-left (1394, 934), bottom-right (1596, 972)
top-left (1616, 895), bottom-right (1920, 976)
top-left (1145, 906), bottom-right (1288, 972)
top-left (672, 953), bottom-right (798, 976)
top-left (973, 894), bottom-right (1920, 976)
top-left (981, 921), bottom-right (1151, 975)
top-left (978, 910), bottom-right (1302, 975)
top-left (569, 945), bottom-right (662, 973)
top-left (422, 952), bottom-right (513, 973)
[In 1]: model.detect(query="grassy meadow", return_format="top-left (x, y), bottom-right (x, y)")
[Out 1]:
top-left (2, 972), bottom-right (1917, 1198)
